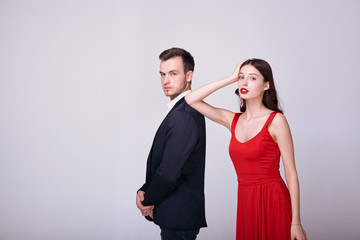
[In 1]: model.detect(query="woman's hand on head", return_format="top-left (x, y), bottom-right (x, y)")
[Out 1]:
top-left (230, 60), bottom-right (247, 83)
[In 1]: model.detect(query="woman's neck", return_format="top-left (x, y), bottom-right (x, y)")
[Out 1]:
top-left (243, 100), bottom-right (269, 120)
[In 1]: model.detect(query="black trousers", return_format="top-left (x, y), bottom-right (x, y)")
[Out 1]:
top-left (160, 227), bottom-right (200, 240)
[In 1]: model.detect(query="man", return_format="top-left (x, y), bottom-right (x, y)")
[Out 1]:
top-left (136, 47), bottom-right (207, 240)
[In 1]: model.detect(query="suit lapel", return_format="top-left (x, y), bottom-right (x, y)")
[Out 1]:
top-left (158, 97), bottom-right (185, 129)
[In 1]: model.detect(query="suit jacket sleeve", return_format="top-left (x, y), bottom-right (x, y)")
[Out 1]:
top-left (142, 110), bottom-right (199, 206)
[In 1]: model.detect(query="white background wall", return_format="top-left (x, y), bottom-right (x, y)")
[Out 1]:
top-left (1, 0), bottom-right (359, 239)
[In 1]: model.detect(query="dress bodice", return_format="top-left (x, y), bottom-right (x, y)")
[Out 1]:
top-left (229, 112), bottom-right (281, 185)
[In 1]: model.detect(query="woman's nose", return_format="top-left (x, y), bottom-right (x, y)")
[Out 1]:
top-left (241, 78), bottom-right (248, 86)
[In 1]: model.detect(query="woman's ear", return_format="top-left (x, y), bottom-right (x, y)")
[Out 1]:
top-left (264, 82), bottom-right (270, 90)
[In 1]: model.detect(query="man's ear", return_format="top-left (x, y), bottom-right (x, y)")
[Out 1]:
top-left (186, 71), bottom-right (193, 83)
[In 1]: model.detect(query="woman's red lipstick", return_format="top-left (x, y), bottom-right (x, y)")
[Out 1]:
top-left (240, 88), bottom-right (249, 94)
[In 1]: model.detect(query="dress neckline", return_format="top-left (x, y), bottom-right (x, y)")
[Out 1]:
top-left (232, 112), bottom-right (276, 144)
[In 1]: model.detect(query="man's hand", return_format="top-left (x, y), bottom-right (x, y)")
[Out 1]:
top-left (136, 190), bottom-right (154, 218)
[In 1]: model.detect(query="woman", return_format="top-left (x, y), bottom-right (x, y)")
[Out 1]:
top-left (185, 59), bottom-right (306, 240)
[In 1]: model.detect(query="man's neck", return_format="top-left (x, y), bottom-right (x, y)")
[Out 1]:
top-left (167, 90), bottom-right (192, 111)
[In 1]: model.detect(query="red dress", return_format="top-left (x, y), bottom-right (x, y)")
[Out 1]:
top-left (229, 112), bottom-right (292, 240)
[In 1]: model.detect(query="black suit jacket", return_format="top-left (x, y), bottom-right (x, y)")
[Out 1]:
top-left (139, 97), bottom-right (207, 230)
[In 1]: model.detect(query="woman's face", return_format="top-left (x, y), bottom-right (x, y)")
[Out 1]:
top-left (238, 64), bottom-right (269, 100)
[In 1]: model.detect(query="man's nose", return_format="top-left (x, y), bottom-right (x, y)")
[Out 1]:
top-left (163, 75), bottom-right (170, 84)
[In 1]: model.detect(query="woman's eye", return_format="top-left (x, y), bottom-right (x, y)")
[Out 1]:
top-left (250, 77), bottom-right (256, 81)
top-left (239, 76), bottom-right (244, 79)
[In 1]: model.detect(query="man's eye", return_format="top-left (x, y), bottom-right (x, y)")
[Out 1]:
top-left (171, 73), bottom-right (176, 76)
top-left (239, 76), bottom-right (244, 79)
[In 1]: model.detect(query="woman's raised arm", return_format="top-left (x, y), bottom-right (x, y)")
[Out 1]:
top-left (185, 62), bottom-right (243, 130)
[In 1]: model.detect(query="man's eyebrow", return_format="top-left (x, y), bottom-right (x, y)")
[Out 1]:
top-left (159, 69), bottom-right (179, 74)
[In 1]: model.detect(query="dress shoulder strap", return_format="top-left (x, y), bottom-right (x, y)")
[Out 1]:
top-left (264, 111), bottom-right (279, 128)
top-left (231, 113), bottom-right (242, 133)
